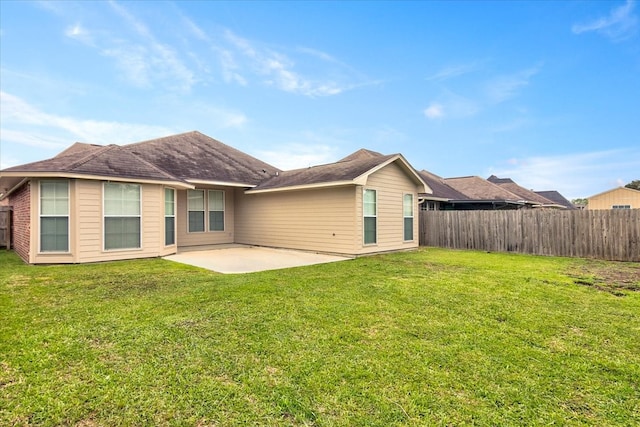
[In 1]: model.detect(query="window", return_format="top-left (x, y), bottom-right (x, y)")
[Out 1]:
top-left (420, 201), bottom-right (438, 211)
top-left (208, 190), bottom-right (225, 231)
top-left (104, 183), bottom-right (141, 250)
top-left (404, 194), bottom-right (414, 241)
top-left (612, 205), bottom-right (631, 209)
top-left (187, 190), bottom-right (205, 232)
top-left (165, 188), bottom-right (175, 245)
top-left (40, 180), bottom-right (69, 252)
top-left (188, 189), bottom-right (225, 232)
top-left (364, 189), bottom-right (377, 245)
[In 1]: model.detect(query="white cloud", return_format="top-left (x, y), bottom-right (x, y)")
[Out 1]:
top-left (424, 90), bottom-right (480, 121)
top-left (256, 143), bottom-right (339, 171)
top-left (221, 29), bottom-right (361, 97)
top-left (0, 91), bottom-right (174, 146)
top-left (57, 1), bottom-right (197, 92)
top-left (423, 64), bottom-right (539, 122)
top-left (424, 103), bottom-right (444, 119)
top-left (484, 64), bottom-right (542, 104)
top-left (64, 23), bottom-right (95, 46)
top-left (102, 45), bottom-right (151, 88)
top-left (572, 0), bottom-right (638, 41)
top-left (487, 148), bottom-right (640, 199)
top-left (426, 62), bottom-right (480, 81)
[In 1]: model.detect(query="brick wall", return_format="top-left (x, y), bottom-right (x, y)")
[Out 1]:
top-left (9, 182), bottom-right (31, 262)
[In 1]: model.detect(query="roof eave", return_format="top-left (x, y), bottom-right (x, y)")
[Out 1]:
top-left (0, 171), bottom-right (194, 190)
top-left (186, 179), bottom-right (257, 188)
top-left (245, 180), bottom-right (356, 194)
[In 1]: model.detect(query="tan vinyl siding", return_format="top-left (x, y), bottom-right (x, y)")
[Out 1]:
top-left (234, 186), bottom-right (357, 254)
top-left (588, 187), bottom-right (640, 210)
top-left (31, 179), bottom-right (177, 264)
top-left (356, 162), bottom-right (421, 255)
top-left (176, 187), bottom-right (235, 248)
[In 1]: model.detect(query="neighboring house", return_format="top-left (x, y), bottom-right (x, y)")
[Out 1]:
top-left (534, 190), bottom-right (577, 210)
top-left (415, 170), bottom-right (468, 210)
top-left (416, 172), bottom-right (570, 210)
top-left (587, 186), bottom-right (640, 210)
top-left (487, 176), bottom-right (565, 209)
top-left (0, 131), bottom-right (431, 264)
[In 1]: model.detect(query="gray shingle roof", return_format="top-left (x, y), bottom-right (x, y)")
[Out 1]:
top-left (487, 175), bottom-right (556, 205)
top-left (536, 190), bottom-right (576, 209)
top-left (418, 170), bottom-right (469, 200)
top-left (124, 131), bottom-right (280, 185)
top-left (444, 176), bottom-right (523, 201)
top-left (1, 132), bottom-right (427, 194)
top-left (252, 153), bottom-right (400, 191)
top-left (2, 144), bottom-right (180, 182)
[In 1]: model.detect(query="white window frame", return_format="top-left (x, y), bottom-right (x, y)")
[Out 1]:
top-left (403, 193), bottom-right (414, 242)
top-left (612, 205), bottom-right (631, 209)
top-left (363, 188), bottom-right (377, 245)
top-left (208, 190), bottom-right (225, 232)
top-left (187, 190), bottom-right (206, 233)
top-left (39, 180), bottom-right (70, 253)
top-left (103, 182), bottom-right (142, 251)
top-left (165, 188), bottom-right (176, 246)
top-left (420, 201), bottom-right (438, 211)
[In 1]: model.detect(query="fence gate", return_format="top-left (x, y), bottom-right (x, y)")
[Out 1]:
top-left (0, 207), bottom-right (12, 249)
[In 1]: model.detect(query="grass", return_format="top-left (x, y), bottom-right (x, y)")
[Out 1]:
top-left (1, 248), bottom-right (639, 426)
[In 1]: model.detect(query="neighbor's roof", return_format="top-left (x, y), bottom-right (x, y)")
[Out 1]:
top-left (587, 186), bottom-right (640, 199)
top-left (487, 175), bottom-right (557, 205)
top-left (535, 190), bottom-right (576, 209)
top-left (249, 150), bottom-right (430, 193)
top-left (417, 170), bottom-right (469, 201)
top-left (444, 176), bottom-right (523, 201)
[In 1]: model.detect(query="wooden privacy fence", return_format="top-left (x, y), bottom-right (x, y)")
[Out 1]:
top-left (420, 209), bottom-right (640, 262)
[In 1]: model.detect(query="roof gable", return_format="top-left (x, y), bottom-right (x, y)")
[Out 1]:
top-left (588, 186), bottom-right (640, 199)
top-left (249, 151), bottom-right (429, 193)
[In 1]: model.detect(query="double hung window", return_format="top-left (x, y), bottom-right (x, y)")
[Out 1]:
top-left (40, 181), bottom-right (69, 252)
top-left (208, 190), bottom-right (225, 231)
top-left (403, 194), bottom-right (414, 241)
top-left (364, 189), bottom-right (377, 245)
top-left (104, 183), bottom-right (141, 250)
top-left (165, 188), bottom-right (176, 245)
top-left (188, 189), bottom-right (225, 232)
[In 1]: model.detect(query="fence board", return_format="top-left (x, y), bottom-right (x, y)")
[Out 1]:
top-left (420, 209), bottom-right (640, 262)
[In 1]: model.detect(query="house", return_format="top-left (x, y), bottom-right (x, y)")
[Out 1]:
top-left (0, 131), bottom-right (431, 264)
top-left (415, 170), bottom-right (469, 210)
top-left (534, 190), bottom-right (577, 210)
top-left (416, 171), bottom-right (570, 211)
top-left (486, 176), bottom-right (566, 209)
top-left (587, 186), bottom-right (640, 210)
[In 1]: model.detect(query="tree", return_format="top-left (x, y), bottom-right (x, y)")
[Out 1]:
top-left (625, 180), bottom-right (640, 190)
top-left (571, 198), bottom-right (588, 206)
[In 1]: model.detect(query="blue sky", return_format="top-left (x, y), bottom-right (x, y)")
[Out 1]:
top-left (1, 1), bottom-right (639, 199)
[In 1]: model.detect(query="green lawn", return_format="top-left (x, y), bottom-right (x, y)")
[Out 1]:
top-left (1, 248), bottom-right (639, 426)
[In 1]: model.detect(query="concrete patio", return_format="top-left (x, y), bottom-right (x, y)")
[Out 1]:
top-left (164, 245), bottom-right (352, 274)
